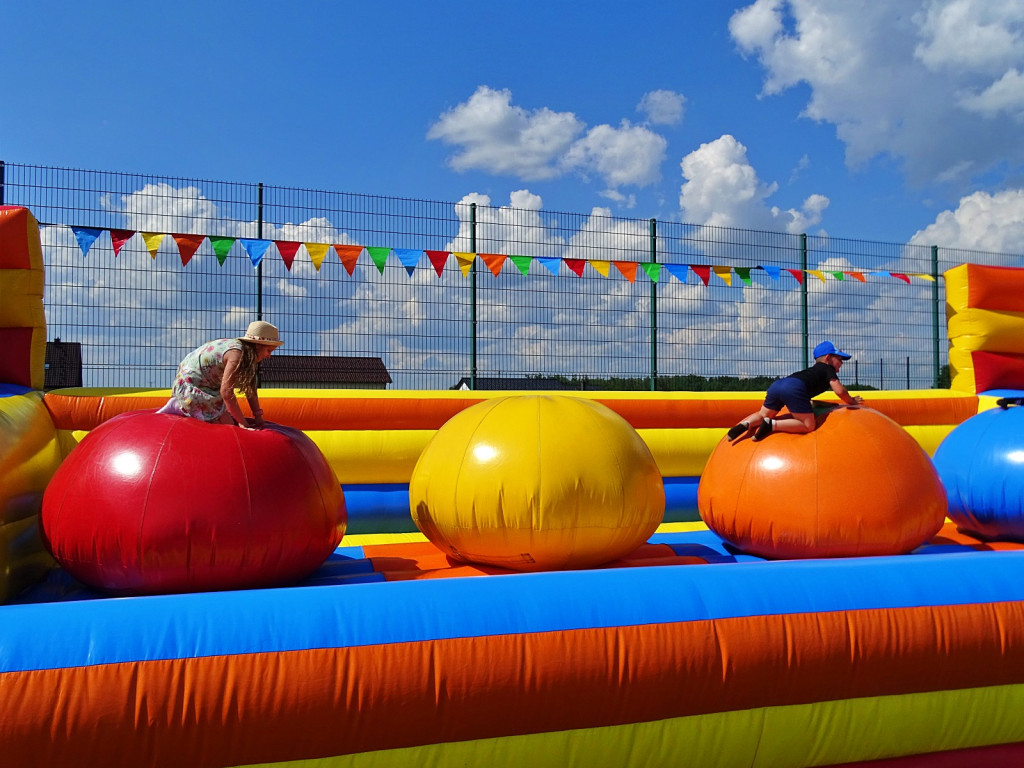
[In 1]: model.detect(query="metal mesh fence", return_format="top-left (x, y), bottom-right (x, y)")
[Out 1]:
top-left (3, 161), bottom-right (1020, 391)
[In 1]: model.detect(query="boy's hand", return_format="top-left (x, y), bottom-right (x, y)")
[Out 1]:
top-left (850, 395), bottom-right (864, 405)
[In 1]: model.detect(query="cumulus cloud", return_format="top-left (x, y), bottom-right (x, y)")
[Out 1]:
top-left (637, 89), bottom-right (686, 125)
top-left (679, 134), bottom-right (829, 233)
top-left (729, 0), bottom-right (1024, 186)
top-left (428, 86), bottom-right (667, 194)
top-left (909, 188), bottom-right (1024, 252)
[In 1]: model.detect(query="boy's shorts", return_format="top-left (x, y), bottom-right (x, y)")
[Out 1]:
top-left (763, 377), bottom-right (813, 414)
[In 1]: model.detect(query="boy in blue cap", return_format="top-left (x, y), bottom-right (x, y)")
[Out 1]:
top-left (726, 341), bottom-right (864, 442)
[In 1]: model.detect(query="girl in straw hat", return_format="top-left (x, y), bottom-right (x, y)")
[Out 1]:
top-left (156, 321), bottom-right (284, 429)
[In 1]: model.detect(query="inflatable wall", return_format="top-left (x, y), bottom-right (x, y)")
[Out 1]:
top-left (946, 262), bottom-right (1024, 395)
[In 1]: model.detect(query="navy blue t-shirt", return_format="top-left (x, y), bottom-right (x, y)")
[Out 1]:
top-left (786, 361), bottom-right (838, 397)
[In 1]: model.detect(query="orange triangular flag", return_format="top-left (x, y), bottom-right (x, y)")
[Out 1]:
top-left (334, 244), bottom-right (363, 276)
top-left (172, 234), bottom-right (204, 266)
top-left (613, 261), bottom-right (638, 283)
top-left (479, 253), bottom-right (507, 277)
top-left (844, 271), bottom-right (866, 282)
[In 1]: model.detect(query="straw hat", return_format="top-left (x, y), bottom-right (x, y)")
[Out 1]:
top-left (240, 321), bottom-right (284, 347)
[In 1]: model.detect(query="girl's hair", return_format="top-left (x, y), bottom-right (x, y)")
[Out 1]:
top-left (232, 342), bottom-right (262, 393)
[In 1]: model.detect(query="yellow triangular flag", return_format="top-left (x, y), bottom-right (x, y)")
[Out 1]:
top-left (588, 259), bottom-right (611, 277)
top-left (912, 273), bottom-right (936, 281)
top-left (807, 269), bottom-right (826, 282)
top-left (712, 266), bottom-right (732, 286)
top-left (142, 232), bottom-right (165, 259)
top-left (305, 242), bottom-right (329, 271)
top-left (455, 252), bottom-right (476, 278)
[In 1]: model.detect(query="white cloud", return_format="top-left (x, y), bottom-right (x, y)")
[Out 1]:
top-left (678, 134), bottom-right (829, 233)
top-left (729, 0), bottom-right (1024, 186)
top-left (909, 188), bottom-right (1024, 252)
top-left (637, 89), bottom-right (686, 125)
top-left (562, 120), bottom-right (667, 188)
top-left (427, 86), bottom-right (585, 180)
top-left (429, 86), bottom-right (668, 194)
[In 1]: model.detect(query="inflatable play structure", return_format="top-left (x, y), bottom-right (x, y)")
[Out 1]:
top-left (6, 204), bottom-right (1024, 766)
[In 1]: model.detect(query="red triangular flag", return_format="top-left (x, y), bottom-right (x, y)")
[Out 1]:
top-left (564, 258), bottom-right (586, 277)
top-left (333, 244), bottom-right (363, 276)
top-left (276, 241), bottom-right (302, 271)
top-left (172, 234), bottom-right (204, 266)
top-left (785, 268), bottom-right (805, 284)
top-left (891, 272), bottom-right (911, 284)
top-left (690, 265), bottom-right (711, 286)
top-left (425, 250), bottom-right (449, 277)
top-left (109, 229), bottom-right (136, 256)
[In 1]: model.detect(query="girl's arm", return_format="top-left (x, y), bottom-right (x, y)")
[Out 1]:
top-left (244, 388), bottom-right (264, 428)
top-left (219, 351), bottom-right (252, 427)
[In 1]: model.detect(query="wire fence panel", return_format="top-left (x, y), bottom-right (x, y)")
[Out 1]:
top-left (3, 161), bottom-right (1022, 391)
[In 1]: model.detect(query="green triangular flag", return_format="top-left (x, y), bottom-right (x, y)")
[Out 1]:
top-left (830, 271), bottom-right (845, 281)
top-left (367, 247), bottom-right (390, 274)
top-left (209, 236), bottom-right (235, 265)
top-left (510, 255), bottom-right (532, 276)
top-left (735, 267), bottom-right (752, 285)
top-left (641, 262), bottom-right (661, 282)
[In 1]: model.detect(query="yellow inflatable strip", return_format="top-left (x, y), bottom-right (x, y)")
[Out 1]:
top-left (236, 683), bottom-right (1024, 768)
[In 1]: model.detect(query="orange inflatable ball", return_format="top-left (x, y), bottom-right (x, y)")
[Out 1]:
top-left (698, 407), bottom-right (945, 558)
top-left (409, 395), bottom-right (665, 572)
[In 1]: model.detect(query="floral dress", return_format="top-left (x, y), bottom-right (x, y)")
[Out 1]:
top-left (171, 338), bottom-right (243, 421)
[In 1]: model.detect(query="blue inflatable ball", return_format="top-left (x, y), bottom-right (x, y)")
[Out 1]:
top-left (933, 405), bottom-right (1024, 541)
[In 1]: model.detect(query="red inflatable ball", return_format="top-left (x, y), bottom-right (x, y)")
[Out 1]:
top-left (698, 406), bottom-right (945, 559)
top-left (41, 411), bottom-right (346, 595)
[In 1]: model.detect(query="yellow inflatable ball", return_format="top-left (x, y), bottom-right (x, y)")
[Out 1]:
top-left (409, 395), bottom-right (665, 571)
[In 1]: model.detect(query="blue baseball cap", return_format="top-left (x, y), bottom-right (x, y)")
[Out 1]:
top-left (814, 340), bottom-right (851, 360)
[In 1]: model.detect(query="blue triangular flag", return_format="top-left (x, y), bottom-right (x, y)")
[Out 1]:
top-left (394, 248), bottom-right (423, 277)
top-left (239, 238), bottom-right (273, 268)
top-left (759, 265), bottom-right (781, 280)
top-left (664, 264), bottom-right (689, 283)
top-left (537, 257), bottom-right (561, 275)
top-left (72, 227), bottom-right (103, 256)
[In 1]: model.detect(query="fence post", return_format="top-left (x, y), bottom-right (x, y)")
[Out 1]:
top-left (256, 182), bottom-right (264, 321)
top-left (932, 245), bottom-right (940, 388)
top-left (0, 160), bottom-right (5, 205)
top-left (470, 202), bottom-right (477, 391)
top-left (800, 233), bottom-right (809, 367)
top-left (649, 218), bottom-right (657, 391)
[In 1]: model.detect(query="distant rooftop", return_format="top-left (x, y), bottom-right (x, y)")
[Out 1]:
top-left (451, 376), bottom-right (575, 391)
top-left (261, 355), bottom-right (392, 386)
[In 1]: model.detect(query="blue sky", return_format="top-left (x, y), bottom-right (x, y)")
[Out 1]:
top-left (4, 0), bottom-right (1024, 250)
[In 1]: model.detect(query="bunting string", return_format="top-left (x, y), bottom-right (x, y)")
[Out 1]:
top-left (64, 226), bottom-right (939, 286)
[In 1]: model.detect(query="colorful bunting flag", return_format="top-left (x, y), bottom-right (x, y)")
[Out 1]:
top-left (760, 265), bottom-right (781, 280)
top-left (479, 253), bottom-right (508, 277)
top-left (891, 272), bottom-right (911, 284)
top-left (239, 238), bottom-right (272, 268)
top-left (209, 236), bottom-right (236, 265)
top-left (664, 264), bottom-right (689, 283)
top-left (426, 250), bottom-right (449, 277)
top-left (690, 265), bottom-right (711, 286)
top-left (366, 247), bottom-right (390, 274)
top-left (589, 260), bottom-right (611, 278)
top-left (510, 255), bottom-right (532, 276)
top-left (712, 266), bottom-right (732, 286)
top-left (394, 248), bottom-right (423, 276)
top-left (334, 244), bottom-right (363, 275)
top-left (830, 271), bottom-right (845, 281)
top-left (912, 273), bottom-right (935, 281)
top-left (142, 232), bottom-right (165, 260)
top-left (305, 242), bottom-right (329, 271)
top-left (734, 267), bottom-right (752, 286)
top-left (641, 263), bottom-right (661, 282)
top-left (109, 229), bottom-right (136, 257)
top-left (614, 261), bottom-right (639, 283)
top-left (845, 271), bottom-right (866, 282)
top-left (785, 268), bottom-right (804, 284)
top-left (564, 258), bottom-right (586, 277)
top-left (172, 234), bottom-right (204, 266)
top-left (276, 241), bottom-right (302, 271)
top-left (807, 269), bottom-right (826, 283)
top-left (454, 252), bottom-right (475, 277)
top-left (537, 257), bottom-right (561, 275)
top-left (72, 227), bottom-right (102, 256)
